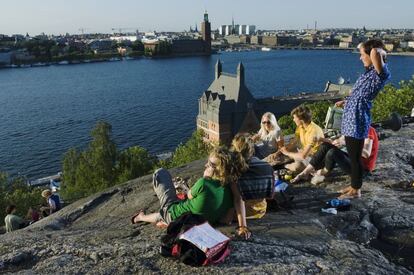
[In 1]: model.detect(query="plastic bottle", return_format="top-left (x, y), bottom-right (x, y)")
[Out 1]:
top-left (274, 179), bottom-right (288, 192)
top-left (321, 208), bottom-right (337, 215)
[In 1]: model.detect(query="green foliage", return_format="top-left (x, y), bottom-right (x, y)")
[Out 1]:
top-left (167, 130), bottom-right (210, 168)
top-left (116, 146), bottom-right (156, 183)
top-left (61, 121), bottom-right (155, 201)
top-left (278, 114), bottom-right (295, 135)
top-left (304, 101), bottom-right (331, 127)
top-left (0, 173), bottom-right (44, 226)
top-left (278, 101), bottom-right (330, 136)
top-left (372, 78), bottom-right (414, 122)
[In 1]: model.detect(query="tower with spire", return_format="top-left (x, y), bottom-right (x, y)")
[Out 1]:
top-left (201, 10), bottom-right (211, 53)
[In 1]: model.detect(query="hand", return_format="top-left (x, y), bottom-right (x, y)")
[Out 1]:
top-left (335, 100), bottom-right (345, 108)
top-left (280, 147), bottom-right (288, 155)
top-left (236, 226), bottom-right (252, 240)
top-left (203, 167), bottom-right (214, 178)
top-left (372, 48), bottom-right (387, 60)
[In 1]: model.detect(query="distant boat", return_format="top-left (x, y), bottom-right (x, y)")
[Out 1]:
top-left (261, 47), bottom-right (271, 52)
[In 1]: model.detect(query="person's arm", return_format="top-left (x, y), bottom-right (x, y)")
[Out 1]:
top-left (230, 182), bottom-right (251, 240)
top-left (332, 136), bottom-right (345, 148)
top-left (281, 144), bottom-right (312, 161)
top-left (48, 198), bottom-right (56, 214)
top-left (277, 134), bottom-right (285, 148)
top-left (371, 48), bottom-right (386, 75)
top-left (251, 133), bottom-right (260, 142)
top-left (362, 138), bottom-right (373, 159)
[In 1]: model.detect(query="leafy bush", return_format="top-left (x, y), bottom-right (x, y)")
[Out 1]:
top-left (0, 173), bottom-right (44, 226)
top-left (278, 101), bottom-right (331, 135)
top-left (167, 130), bottom-right (210, 168)
top-left (372, 78), bottom-right (414, 122)
top-left (116, 146), bottom-right (156, 183)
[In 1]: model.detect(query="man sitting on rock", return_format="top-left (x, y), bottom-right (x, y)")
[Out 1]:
top-left (277, 105), bottom-right (324, 174)
top-left (291, 126), bottom-right (379, 198)
top-left (4, 205), bottom-right (27, 233)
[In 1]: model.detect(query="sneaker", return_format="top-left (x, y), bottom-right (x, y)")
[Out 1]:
top-left (311, 174), bottom-right (325, 185)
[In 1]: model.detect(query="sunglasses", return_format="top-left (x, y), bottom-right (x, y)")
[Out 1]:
top-left (261, 121), bottom-right (271, 125)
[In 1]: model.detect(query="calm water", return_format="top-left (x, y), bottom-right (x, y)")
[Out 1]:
top-left (1, 50), bottom-right (413, 179)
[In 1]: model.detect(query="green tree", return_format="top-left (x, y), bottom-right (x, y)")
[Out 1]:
top-left (168, 130), bottom-right (210, 168)
top-left (116, 146), bottom-right (156, 183)
top-left (61, 121), bottom-right (117, 201)
top-left (304, 101), bottom-right (331, 128)
top-left (0, 173), bottom-right (44, 226)
top-left (278, 114), bottom-right (295, 136)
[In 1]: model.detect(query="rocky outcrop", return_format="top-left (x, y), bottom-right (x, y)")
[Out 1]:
top-left (0, 125), bottom-right (413, 274)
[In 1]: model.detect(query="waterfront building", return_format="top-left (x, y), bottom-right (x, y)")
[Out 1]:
top-left (197, 60), bottom-right (258, 144)
top-left (250, 35), bottom-right (262, 45)
top-left (197, 61), bottom-right (352, 145)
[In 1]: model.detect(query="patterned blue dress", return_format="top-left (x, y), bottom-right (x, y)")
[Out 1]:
top-left (341, 64), bottom-right (391, 139)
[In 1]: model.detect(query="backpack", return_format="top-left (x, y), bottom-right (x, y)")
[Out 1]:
top-left (160, 213), bottom-right (230, 266)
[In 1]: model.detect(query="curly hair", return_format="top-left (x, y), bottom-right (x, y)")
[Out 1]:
top-left (210, 146), bottom-right (248, 186)
top-left (231, 133), bottom-right (255, 161)
top-left (291, 105), bottom-right (312, 124)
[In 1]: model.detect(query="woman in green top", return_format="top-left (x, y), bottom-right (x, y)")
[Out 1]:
top-left (132, 146), bottom-right (251, 239)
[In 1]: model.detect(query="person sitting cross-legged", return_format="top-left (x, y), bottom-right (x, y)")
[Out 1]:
top-left (278, 105), bottom-right (324, 174)
top-left (291, 126), bottom-right (379, 198)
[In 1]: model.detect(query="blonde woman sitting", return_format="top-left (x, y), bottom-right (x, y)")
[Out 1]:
top-left (252, 112), bottom-right (284, 159)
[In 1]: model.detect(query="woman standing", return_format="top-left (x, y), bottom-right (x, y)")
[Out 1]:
top-left (338, 39), bottom-right (391, 199)
top-left (253, 112), bottom-right (283, 159)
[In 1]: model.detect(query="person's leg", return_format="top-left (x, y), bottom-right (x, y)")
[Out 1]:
top-left (285, 160), bottom-right (306, 173)
top-left (153, 168), bottom-right (180, 209)
top-left (339, 137), bottom-right (364, 198)
top-left (345, 137), bottom-right (364, 189)
top-left (325, 148), bottom-right (351, 174)
top-left (309, 142), bottom-right (337, 170)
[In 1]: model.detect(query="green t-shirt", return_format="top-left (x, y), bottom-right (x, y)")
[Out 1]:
top-left (168, 178), bottom-right (233, 224)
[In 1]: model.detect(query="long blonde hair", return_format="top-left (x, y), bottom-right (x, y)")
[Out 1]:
top-left (210, 146), bottom-right (248, 185)
top-left (258, 112), bottom-right (281, 141)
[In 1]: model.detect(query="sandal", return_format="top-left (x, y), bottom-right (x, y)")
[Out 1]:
top-left (131, 209), bottom-right (145, 224)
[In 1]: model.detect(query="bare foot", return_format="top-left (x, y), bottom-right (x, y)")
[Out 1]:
top-left (339, 185), bottom-right (352, 194)
top-left (338, 188), bottom-right (361, 199)
top-left (131, 210), bottom-right (145, 224)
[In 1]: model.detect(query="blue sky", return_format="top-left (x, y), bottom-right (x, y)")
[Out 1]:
top-left (1, 0), bottom-right (413, 35)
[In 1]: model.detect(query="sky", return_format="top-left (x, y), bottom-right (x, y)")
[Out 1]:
top-left (1, 0), bottom-right (413, 35)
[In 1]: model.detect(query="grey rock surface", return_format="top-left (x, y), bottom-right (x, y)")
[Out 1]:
top-left (1, 125), bottom-right (413, 274)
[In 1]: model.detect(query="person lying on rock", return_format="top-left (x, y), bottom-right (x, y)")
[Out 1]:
top-left (132, 146), bottom-right (252, 239)
top-left (229, 133), bottom-right (274, 220)
top-left (252, 112), bottom-right (284, 159)
top-left (273, 105), bottom-right (324, 173)
top-left (291, 126), bottom-right (379, 197)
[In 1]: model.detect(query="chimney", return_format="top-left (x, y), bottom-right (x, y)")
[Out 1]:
top-left (215, 59), bottom-right (222, 79)
top-left (237, 62), bottom-right (244, 85)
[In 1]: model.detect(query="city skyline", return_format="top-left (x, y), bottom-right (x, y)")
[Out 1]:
top-left (1, 0), bottom-right (414, 35)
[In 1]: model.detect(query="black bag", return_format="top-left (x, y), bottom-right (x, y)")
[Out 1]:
top-left (160, 213), bottom-right (230, 266)
top-left (237, 157), bottom-right (274, 200)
